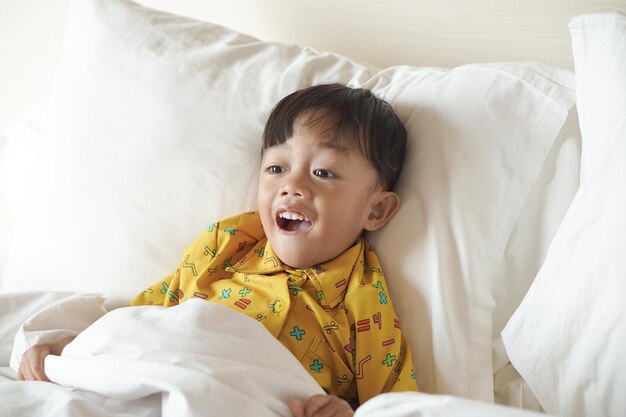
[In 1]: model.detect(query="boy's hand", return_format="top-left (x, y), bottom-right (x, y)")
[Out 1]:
top-left (288, 394), bottom-right (354, 417)
top-left (17, 343), bottom-right (52, 381)
top-left (17, 335), bottom-right (76, 382)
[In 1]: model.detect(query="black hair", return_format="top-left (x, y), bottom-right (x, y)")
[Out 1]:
top-left (261, 83), bottom-right (406, 190)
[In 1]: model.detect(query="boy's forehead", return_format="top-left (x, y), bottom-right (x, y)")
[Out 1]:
top-left (291, 111), bottom-right (358, 154)
top-left (270, 130), bottom-right (354, 156)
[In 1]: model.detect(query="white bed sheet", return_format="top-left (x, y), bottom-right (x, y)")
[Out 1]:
top-left (355, 392), bottom-right (548, 417)
top-left (0, 293), bottom-right (552, 417)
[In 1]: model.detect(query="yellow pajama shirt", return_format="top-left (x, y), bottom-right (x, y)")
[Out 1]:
top-left (131, 211), bottom-right (417, 405)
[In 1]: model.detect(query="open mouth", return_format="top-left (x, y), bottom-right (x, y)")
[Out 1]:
top-left (277, 210), bottom-right (313, 232)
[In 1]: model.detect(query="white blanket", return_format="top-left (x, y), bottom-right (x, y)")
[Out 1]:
top-left (1, 298), bottom-right (324, 417)
top-left (0, 293), bottom-right (551, 417)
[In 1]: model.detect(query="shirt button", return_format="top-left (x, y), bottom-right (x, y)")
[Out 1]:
top-left (270, 299), bottom-right (286, 313)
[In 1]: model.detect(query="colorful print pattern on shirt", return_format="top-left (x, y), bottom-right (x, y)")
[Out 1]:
top-left (131, 211), bottom-right (417, 405)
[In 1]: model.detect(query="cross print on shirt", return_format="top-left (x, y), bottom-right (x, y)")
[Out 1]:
top-left (289, 326), bottom-right (305, 341)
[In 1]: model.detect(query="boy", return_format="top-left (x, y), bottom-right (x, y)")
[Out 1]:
top-left (18, 83), bottom-right (417, 417)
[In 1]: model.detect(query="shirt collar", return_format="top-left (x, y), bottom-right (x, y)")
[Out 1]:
top-left (228, 237), bottom-right (366, 309)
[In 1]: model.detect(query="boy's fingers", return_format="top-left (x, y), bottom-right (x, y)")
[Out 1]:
top-left (17, 360), bottom-right (32, 381)
top-left (306, 395), bottom-right (354, 417)
top-left (20, 365), bottom-right (49, 382)
top-left (287, 399), bottom-right (306, 417)
top-left (17, 364), bottom-right (31, 381)
top-left (304, 395), bottom-right (332, 417)
top-left (17, 345), bottom-right (52, 382)
top-left (33, 361), bottom-right (50, 382)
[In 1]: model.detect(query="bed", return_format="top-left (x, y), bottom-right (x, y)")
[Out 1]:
top-left (0, 0), bottom-right (625, 416)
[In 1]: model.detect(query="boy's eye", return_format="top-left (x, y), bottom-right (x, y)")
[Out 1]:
top-left (266, 165), bottom-right (285, 174)
top-left (313, 169), bottom-right (334, 178)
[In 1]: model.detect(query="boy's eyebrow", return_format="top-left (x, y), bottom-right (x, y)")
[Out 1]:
top-left (319, 138), bottom-right (352, 155)
top-left (266, 139), bottom-right (354, 156)
top-left (269, 137), bottom-right (353, 155)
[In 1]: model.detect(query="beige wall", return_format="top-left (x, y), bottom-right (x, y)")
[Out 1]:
top-left (0, 0), bottom-right (69, 126)
top-left (140, 0), bottom-right (626, 69)
top-left (1, 0), bottom-right (625, 126)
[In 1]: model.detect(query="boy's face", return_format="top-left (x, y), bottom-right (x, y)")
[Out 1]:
top-left (258, 113), bottom-right (393, 269)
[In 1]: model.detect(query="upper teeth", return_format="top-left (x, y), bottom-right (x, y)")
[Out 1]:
top-left (279, 211), bottom-right (309, 221)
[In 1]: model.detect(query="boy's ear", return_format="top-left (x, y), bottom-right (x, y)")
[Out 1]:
top-left (363, 191), bottom-right (400, 232)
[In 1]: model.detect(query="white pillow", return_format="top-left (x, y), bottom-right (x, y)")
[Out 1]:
top-left (0, 128), bottom-right (8, 285)
top-left (0, 104), bottom-right (47, 286)
top-left (1, 0), bottom-right (577, 401)
top-left (502, 12), bottom-right (626, 417)
top-left (368, 65), bottom-right (575, 400)
top-left (492, 108), bottom-right (580, 409)
top-left (1, 104), bottom-right (46, 222)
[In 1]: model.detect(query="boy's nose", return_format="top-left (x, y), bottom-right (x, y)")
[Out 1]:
top-left (280, 184), bottom-right (308, 198)
top-left (280, 174), bottom-right (311, 198)
top-left (281, 189), bottom-right (303, 197)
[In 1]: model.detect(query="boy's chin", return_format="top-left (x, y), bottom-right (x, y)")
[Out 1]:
top-left (275, 249), bottom-right (323, 271)
top-left (281, 257), bottom-right (315, 271)
top-left (272, 237), bottom-right (359, 270)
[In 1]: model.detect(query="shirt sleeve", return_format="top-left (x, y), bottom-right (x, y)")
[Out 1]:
top-left (128, 221), bottom-right (221, 307)
top-left (129, 269), bottom-right (178, 306)
top-left (129, 212), bottom-right (264, 307)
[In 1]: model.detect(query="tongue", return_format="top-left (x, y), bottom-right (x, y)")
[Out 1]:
top-left (283, 219), bottom-right (311, 231)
